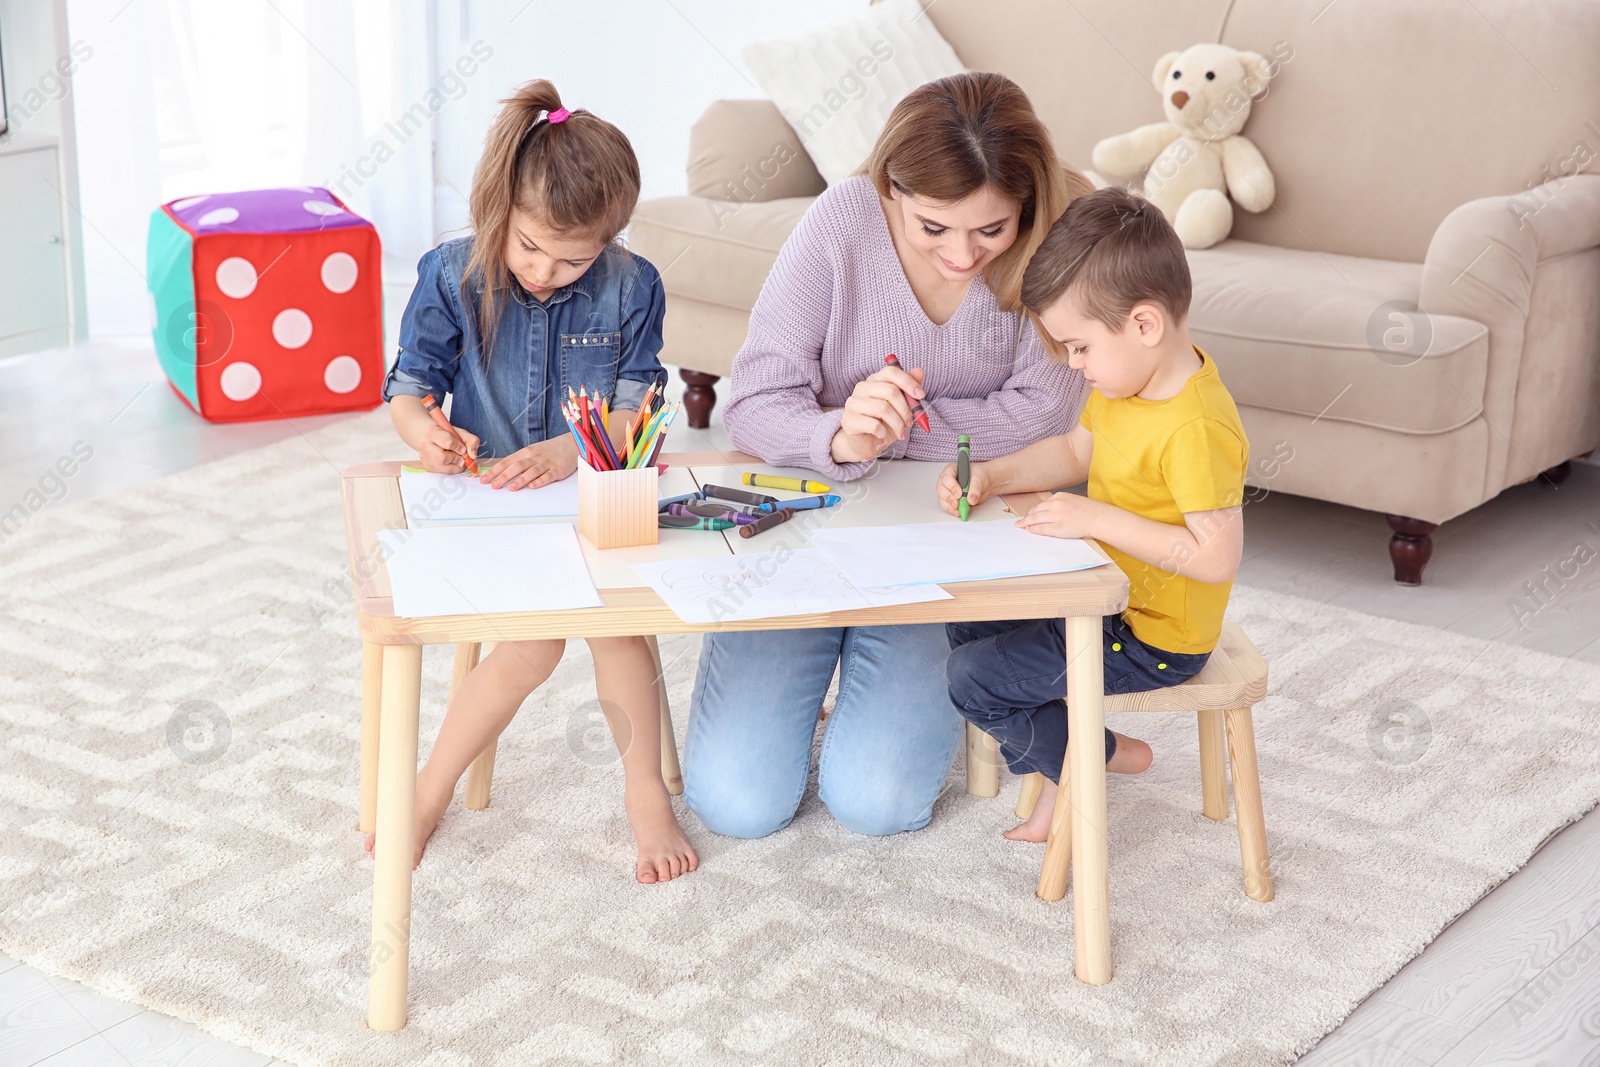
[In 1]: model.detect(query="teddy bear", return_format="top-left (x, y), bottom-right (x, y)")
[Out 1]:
top-left (1090, 43), bottom-right (1278, 249)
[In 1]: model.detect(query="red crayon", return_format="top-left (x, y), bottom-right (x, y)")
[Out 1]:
top-left (420, 394), bottom-right (479, 474)
top-left (884, 354), bottom-right (930, 433)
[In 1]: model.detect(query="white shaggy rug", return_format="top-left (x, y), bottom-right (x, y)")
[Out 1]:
top-left (2, 409), bottom-right (1598, 1067)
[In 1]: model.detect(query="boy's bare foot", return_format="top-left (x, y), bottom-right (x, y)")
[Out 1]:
top-left (1004, 778), bottom-right (1057, 842)
top-left (1002, 732), bottom-right (1153, 843)
top-left (364, 773), bottom-right (452, 870)
top-left (624, 785), bottom-right (699, 885)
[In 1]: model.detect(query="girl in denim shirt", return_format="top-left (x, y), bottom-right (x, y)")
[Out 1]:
top-left (375, 80), bottom-right (695, 883)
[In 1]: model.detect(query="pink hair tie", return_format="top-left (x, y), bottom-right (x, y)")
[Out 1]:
top-left (548, 107), bottom-right (571, 124)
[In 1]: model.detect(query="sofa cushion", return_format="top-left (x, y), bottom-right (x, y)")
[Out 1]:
top-left (629, 195), bottom-right (816, 312)
top-left (687, 100), bottom-right (825, 203)
top-left (1188, 241), bottom-right (1489, 435)
top-left (744, 0), bottom-right (967, 187)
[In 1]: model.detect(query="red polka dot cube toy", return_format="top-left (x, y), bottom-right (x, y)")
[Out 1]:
top-left (146, 187), bottom-right (384, 422)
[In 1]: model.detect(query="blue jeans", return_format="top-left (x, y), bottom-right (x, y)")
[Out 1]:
top-left (684, 624), bottom-right (964, 839)
top-left (946, 614), bottom-right (1210, 783)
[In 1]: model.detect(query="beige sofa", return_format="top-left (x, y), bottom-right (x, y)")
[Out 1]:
top-left (630, 0), bottom-right (1600, 584)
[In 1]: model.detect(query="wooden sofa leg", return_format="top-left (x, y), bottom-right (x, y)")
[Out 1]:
top-left (1539, 460), bottom-right (1572, 489)
top-left (679, 370), bottom-right (720, 429)
top-left (1384, 515), bottom-right (1437, 586)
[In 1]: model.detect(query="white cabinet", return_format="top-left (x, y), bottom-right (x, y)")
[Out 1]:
top-left (0, 142), bottom-right (72, 357)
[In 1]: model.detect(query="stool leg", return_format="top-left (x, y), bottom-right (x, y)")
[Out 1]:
top-left (1035, 757), bottom-right (1072, 901)
top-left (358, 641), bottom-right (383, 833)
top-left (1225, 706), bottom-right (1273, 902)
top-left (1197, 709), bottom-right (1229, 821)
top-left (647, 636), bottom-right (683, 796)
top-left (966, 723), bottom-right (1000, 797)
top-left (1016, 771), bottom-right (1046, 820)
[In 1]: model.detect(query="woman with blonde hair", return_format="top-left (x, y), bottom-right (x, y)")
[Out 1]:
top-left (686, 71), bottom-right (1094, 839)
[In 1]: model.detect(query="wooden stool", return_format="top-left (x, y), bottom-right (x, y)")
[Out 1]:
top-left (358, 635), bottom-right (683, 832)
top-left (970, 621), bottom-right (1272, 903)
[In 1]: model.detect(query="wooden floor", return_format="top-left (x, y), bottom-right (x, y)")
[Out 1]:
top-left (2, 338), bottom-right (1597, 1065)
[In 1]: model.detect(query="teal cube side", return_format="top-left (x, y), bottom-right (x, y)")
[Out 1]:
top-left (146, 208), bottom-right (199, 410)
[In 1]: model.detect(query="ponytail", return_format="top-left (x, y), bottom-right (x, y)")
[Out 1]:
top-left (463, 79), bottom-right (642, 364)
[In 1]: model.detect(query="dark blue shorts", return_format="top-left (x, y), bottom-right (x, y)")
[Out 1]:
top-left (945, 614), bottom-right (1210, 781)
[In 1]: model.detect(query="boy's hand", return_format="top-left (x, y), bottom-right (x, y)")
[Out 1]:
top-left (419, 425), bottom-right (480, 473)
top-left (1017, 492), bottom-right (1098, 539)
top-left (832, 366), bottom-right (925, 464)
top-left (937, 460), bottom-right (992, 515)
top-left (483, 435), bottom-right (578, 490)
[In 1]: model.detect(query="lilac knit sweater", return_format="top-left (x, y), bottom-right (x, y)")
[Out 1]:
top-left (723, 176), bottom-right (1087, 482)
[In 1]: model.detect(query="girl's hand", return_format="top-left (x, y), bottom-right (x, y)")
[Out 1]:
top-left (1017, 492), bottom-right (1097, 539)
top-left (937, 460), bottom-right (993, 515)
top-left (482, 435), bottom-right (578, 490)
top-left (419, 425), bottom-right (480, 473)
top-left (831, 365), bottom-right (925, 464)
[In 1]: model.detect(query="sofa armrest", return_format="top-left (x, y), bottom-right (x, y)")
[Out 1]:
top-left (1419, 174), bottom-right (1600, 489)
top-left (687, 99), bottom-right (826, 202)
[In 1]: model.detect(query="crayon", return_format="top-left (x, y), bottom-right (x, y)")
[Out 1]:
top-left (657, 491), bottom-right (704, 509)
top-left (702, 483), bottom-right (780, 507)
top-left (884, 354), bottom-right (931, 433)
top-left (957, 433), bottom-right (971, 522)
top-left (666, 501), bottom-right (758, 525)
top-left (702, 499), bottom-right (770, 516)
top-left (658, 514), bottom-right (736, 531)
top-left (758, 494), bottom-right (840, 512)
top-left (742, 473), bottom-right (832, 494)
top-left (420, 394), bottom-right (479, 474)
top-left (738, 506), bottom-right (797, 538)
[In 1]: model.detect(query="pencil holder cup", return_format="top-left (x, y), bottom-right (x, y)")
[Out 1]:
top-left (577, 463), bottom-right (659, 549)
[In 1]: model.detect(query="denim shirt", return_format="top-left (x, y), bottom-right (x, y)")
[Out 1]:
top-left (382, 235), bottom-right (666, 460)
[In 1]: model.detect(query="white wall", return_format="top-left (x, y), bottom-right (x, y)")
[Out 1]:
top-left (428, 0), bottom-right (864, 243)
top-left (53, 1), bottom-right (865, 336)
top-left (0, 0), bottom-right (90, 345)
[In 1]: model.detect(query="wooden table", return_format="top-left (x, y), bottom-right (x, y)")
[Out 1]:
top-left (341, 451), bottom-right (1129, 1030)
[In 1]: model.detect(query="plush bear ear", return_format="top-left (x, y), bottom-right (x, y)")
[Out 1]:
top-left (1151, 51), bottom-right (1181, 90)
top-left (1236, 50), bottom-right (1273, 98)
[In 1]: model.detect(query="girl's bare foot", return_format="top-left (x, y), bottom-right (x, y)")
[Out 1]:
top-left (624, 784), bottom-right (699, 885)
top-left (1002, 732), bottom-right (1153, 843)
top-left (364, 773), bottom-right (453, 870)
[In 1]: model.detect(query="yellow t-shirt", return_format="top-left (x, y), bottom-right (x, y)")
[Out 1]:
top-left (1080, 346), bottom-right (1247, 655)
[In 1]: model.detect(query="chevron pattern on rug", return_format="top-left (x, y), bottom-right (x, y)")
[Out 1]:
top-left (2, 408), bottom-right (1598, 1066)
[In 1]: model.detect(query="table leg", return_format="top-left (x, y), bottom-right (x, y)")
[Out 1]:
top-left (1064, 614), bottom-right (1111, 985)
top-left (358, 642), bottom-right (382, 834)
top-left (368, 643), bottom-right (422, 1031)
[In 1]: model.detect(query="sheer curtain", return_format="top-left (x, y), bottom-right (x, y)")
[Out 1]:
top-left (67, 0), bottom-right (434, 336)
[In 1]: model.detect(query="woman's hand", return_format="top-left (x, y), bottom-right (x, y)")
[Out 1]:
top-left (482, 435), bottom-right (578, 490)
top-left (1016, 492), bottom-right (1099, 539)
top-left (937, 460), bottom-right (993, 515)
top-left (418, 424), bottom-right (481, 474)
top-left (831, 365), bottom-right (925, 464)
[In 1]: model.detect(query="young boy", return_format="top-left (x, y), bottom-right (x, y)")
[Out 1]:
top-left (938, 186), bottom-right (1248, 841)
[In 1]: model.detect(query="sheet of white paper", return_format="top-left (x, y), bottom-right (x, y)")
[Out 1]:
top-left (632, 547), bottom-right (951, 624)
top-left (399, 467), bottom-right (579, 524)
top-left (811, 521), bottom-right (1110, 588)
top-left (378, 524), bottom-right (602, 617)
